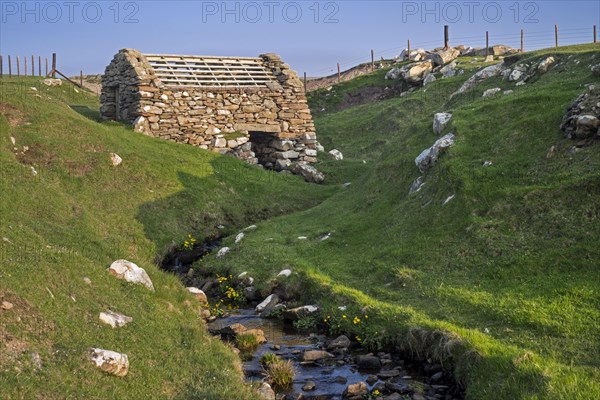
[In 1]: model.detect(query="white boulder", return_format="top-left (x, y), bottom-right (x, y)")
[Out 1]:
top-left (235, 232), bottom-right (244, 244)
top-left (89, 348), bottom-right (129, 377)
top-left (277, 269), bottom-right (292, 277)
top-left (256, 294), bottom-right (279, 313)
top-left (42, 78), bottom-right (62, 87)
top-left (415, 133), bottom-right (455, 173)
top-left (216, 247), bottom-right (230, 258)
top-left (99, 310), bottom-right (133, 328)
top-left (187, 287), bottom-right (208, 304)
top-left (108, 260), bottom-right (154, 291)
top-left (257, 382), bottom-right (276, 400)
top-left (110, 153), bottom-right (122, 167)
top-left (429, 47), bottom-right (460, 66)
top-left (328, 149), bottom-right (343, 160)
top-left (537, 56), bottom-right (556, 73)
top-left (483, 88), bottom-right (502, 97)
top-left (433, 113), bottom-right (452, 134)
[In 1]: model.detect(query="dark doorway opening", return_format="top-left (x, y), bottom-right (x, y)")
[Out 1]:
top-left (249, 131), bottom-right (275, 168)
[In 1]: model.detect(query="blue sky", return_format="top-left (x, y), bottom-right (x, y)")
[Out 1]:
top-left (1, 1), bottom-right (599, 77)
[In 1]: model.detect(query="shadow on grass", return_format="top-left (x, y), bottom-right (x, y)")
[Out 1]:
top-left (69, 105), bottom-right (102, 122)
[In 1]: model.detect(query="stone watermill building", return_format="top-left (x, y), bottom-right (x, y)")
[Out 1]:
top-left (100, 49), bottom-right (318, 170)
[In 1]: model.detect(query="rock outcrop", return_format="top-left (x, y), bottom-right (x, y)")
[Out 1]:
top-left (433, 113), bottom-right (452, 134)
top-left (452, 63), bottom-right (506, 97)
top-left (561, 86), bottom-right (600, 141)
top-left (415, 133), bottom-right (455, 173)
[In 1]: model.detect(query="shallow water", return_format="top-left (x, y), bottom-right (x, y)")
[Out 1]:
top-left (209, 310), bottom-right (398, 399)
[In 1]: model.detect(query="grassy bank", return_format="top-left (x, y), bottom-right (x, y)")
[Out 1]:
top-left (0, 78), bottom-right (332, 399)
top-left (203, 44), bottom-right (600, 399)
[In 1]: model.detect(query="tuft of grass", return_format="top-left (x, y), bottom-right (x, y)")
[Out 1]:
top-left (393, 266), bottom-right (417, 287)
top-left (235, 333), bottom-right (260, 354)
top-left (264, 359), bottom-right (295, 389)
top-left (259, 352), bottom-right (280, 366)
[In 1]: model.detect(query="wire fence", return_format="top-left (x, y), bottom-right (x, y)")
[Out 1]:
top-left (306, 24), bottom-right (598, 79)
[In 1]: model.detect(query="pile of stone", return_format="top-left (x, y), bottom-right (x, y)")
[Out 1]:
top-left (386, 47), bottom-right (465, 88)
top-left (500, 56), bottom-right (557, 86)
top-left (561, 84), bottom-right (600, 143)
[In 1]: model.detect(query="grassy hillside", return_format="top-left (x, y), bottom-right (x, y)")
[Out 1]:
top-left (0, 79), bottom-right (332, 399)
top-left (203, 43), bottom-right (600, 399)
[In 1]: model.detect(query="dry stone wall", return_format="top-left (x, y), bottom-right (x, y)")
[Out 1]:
top-left (101, 50), bottom-right (318, 170)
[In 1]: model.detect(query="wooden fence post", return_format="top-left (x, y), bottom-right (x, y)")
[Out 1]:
top-left (337, 63), bottom-right (340, 83)
top-left (0, 55), bottom-right (3, 79)
top-left (371, 49), bottom-right (374, 72)
top-left (521, 29), bottom-right (524, 53)
top-left (45, 58), bottom-right (48, 76)
top-left (31, 55), bottom-right (34, 76)
top-left (594, 25), bottom-right (597, 44)
top-left (24, 56), bottom-right (28, 77)
top-left (303, 72), bottom-right (307, 94)
top-left (407, 40), bottom-right (411, 60)
top-left (555, 24), bottom-right (559, 48)
top-left (486, 31), bottom-right (489, 57)
top-left (444, 25), bottom-right (449, 49)
top-left (80, 70), bottom-right (83, 87)
top-left (8, 55), bottom-right (12, 77)
top-left (38, 56), bottom-right (41, 76)
top-left (52, 53), bottom-right (56, 78)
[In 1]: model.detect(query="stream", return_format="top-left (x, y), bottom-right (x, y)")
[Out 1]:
top-left (208, 310), bottom-right (463, 400)
top-left (162, 238), bottom-right (464, 399)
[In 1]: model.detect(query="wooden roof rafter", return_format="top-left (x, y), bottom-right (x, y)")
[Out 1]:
top-left (143, 54), bottom-right (276, 88)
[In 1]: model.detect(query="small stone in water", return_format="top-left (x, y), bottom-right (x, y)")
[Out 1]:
top-left (302, 381), bottom-right (316, 391)
top-left (431, 371), bottom-right (443, 381)
top-left (366, 374), bottom-right (378, 385)
top-left (271, 345), bottom-right (281, 351)
top-left (378, 369), bottom-right (401, 379)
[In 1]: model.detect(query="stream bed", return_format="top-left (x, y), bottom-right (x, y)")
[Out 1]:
top-left (208, 310), bottom-right (463, 400)
top-left (161, 237), bottom-right (464, 399)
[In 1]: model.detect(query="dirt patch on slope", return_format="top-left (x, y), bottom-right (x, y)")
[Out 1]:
top-left (0, 103), bottom-right (26, 127)
top-left (0, 291), bottom-right (55, 373)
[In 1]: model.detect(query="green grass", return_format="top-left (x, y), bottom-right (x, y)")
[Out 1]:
top-left (2, 43), bottom-right (599, 399)
top-left (0, 78), bottom-right (332, 399)
top-left (309, 61), bottom-right (410, 116)
top-left (235, 333), bottom-right (259, 354)
top-left (202, 43), bottom-right (600, 399)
